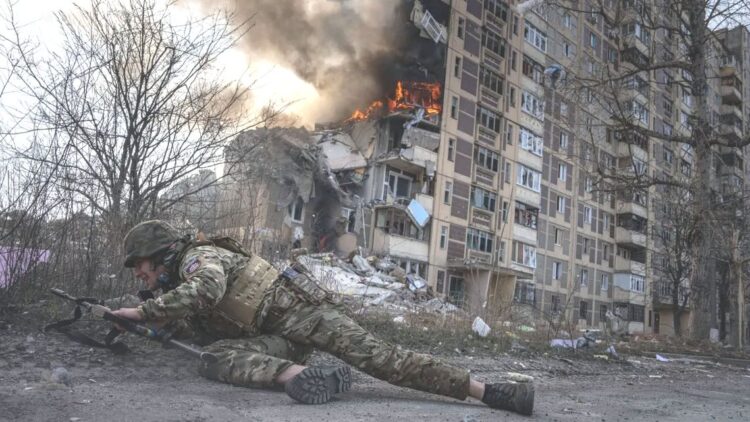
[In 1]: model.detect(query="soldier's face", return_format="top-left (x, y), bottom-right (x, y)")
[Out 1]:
top-left (132, 258), bottom-right (167, 290)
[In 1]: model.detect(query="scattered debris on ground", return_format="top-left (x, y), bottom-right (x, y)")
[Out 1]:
top-left (298, 253), bottom-right (462, 317)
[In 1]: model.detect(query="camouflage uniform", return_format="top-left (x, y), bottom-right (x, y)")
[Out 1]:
top-left (136, 245), bottom-right (471, 400)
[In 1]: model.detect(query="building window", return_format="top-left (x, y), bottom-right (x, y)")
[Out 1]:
top-left (288, 197), bottom-right (304, 223)
top-left (394, 257), bottom-right (427, 278)
top-left (580, 269), bottom-right (589, 287)
top-left (554, 228), bottom-right (562, 245)
top-left (450, 96), bottom-right (458, 119)
top-left (509, 86), bottom-right (516, 107)
top-left (466, 228), bottom-right (494, 253)
top-left (501, 200), bottom-right (510, 223)
top-left (629, 100), bottom-right (649, 125)
top-left (497, 240), bottom-right (506, 262)
top-left (511, 51), bottom-right (517, 71)
top-left (454, 56), bottom-right (462, 78)
top-left (384, 169), bottom-right (412, 199)
top-left (516, 165), bottom-right (542, 192)
top-left (477, 106), bottom-right (502, 133)
top-left (600, 304), bottom-right (608, 321)
top-left (558, 163), bottom-right (568, 181)
top-left (482, 27), bottom-right (506, 57)
top-left (553, 261), bottom-right (563, 279)
top-left (503, 161), bottom-right (511, 183)
top-left (560, 132), bottom-right (569, 150)
top-left (579, 300), bottom-right (589, 319)
top-left (448, 138), bottom-right (455, 161)
top-left (562, 13), bottom-right (572, 28)
top-left (340, 207), bottom-right (356, 233)
top-left (556, 195), bottom-right (566, 213)
top-left (521, 90), bottom-right (544, 120)
top-left (584, 206), bottom-right (593, 224)
top-left (663, 148), bottom-right (674, 164)
top-left (440, 226), bottom-right (448, 249)
top-left (480, 66), bottom-right (504, 95)
top-left (564, 41), bottom-right (575, 58)
top-left (512, 241), bottom-right (537, 268)
top-left (589, 32), bottom-right (599, 49)
top-left (514, 202), bottom-right (539, 229)
top-left (443, 181), bottom-right (453, 205)
top-left (630, 275), bottom-right (645, 292)
top-left (375, 209), bottom-right (426, 240)
top-left (519, 126), bottom-right (543, 156)
top-left (475, 146), bottom-right (499, 172)
top-left (457, 17), bottom-right (465, 39)
top-left (524, 20), bottom-right (547, 52)
top-left (448, 276), bottom-right (465, 306)
top-left (522, 55), bottom-right (544, 84)
top-left (514, 280), bottom-right (536, 306)
top-left (436, 270), bottom-right (445, 293)
top-left (471, 186), bottom-right (497, 212)
top-left (551, 295), bottom-right (561, 313)
top-left (505, 123), bottom-right (514, 145)
top-left (484, 0), bottom-right (509, 21)
top-left (601, 274), bottom-right (609, 293)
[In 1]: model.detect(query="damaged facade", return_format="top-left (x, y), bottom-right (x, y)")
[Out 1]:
top-left (218, 0), bottom-right (750, 341)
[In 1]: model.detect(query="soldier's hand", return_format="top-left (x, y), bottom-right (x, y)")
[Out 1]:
top-left (110, 307), bottom-right (144, 330)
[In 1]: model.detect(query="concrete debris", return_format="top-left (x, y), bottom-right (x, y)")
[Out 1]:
top-left (656, 354), bottom-right (670, 362)
top-left (297, 254), bottom-right (462, 317)
top-left (506, 372), bottom-right (534, 383)
top-left (607, 345), bottom-right (619, 359)
top-left (410, 0), bottom-right (448, 44)
top-left (406, 274), bottom-right (427, 292)
top-left (406, 199), bottom-right (430, 228)
top-left (471, 317), bottom-right (491, 338)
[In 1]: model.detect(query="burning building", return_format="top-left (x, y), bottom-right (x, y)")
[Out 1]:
top-left (221, 0), bottom-right (526, 317)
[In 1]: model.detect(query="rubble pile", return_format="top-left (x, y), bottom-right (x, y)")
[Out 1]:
top-left (297, 253), bottom-right (463, 317)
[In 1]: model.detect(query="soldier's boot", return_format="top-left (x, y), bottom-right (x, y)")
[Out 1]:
top-left (481, 382), bottom-right (534, 416)
top-left (285, 366), bottom-right (352, 404)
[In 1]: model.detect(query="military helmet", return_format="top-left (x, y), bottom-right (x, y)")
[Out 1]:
top-left (123, 220), bottom-right (181, 267)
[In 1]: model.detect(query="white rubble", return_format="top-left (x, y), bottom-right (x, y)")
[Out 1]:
top-left (298, 254), bottom-right (463, 317)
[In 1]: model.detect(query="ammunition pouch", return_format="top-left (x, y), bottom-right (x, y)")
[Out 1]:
top-left (278, 265), bottom-right (331, 305)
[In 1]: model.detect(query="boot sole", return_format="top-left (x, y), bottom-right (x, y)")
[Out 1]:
top-left (285, 366), bottom-right (352, 404)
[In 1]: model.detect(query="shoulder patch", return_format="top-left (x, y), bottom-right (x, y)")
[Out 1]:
top-left (184, 257), bottom-right (202, 274)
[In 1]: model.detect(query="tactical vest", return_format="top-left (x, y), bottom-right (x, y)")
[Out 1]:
top-left (173, 237), bottom-right (279, 331)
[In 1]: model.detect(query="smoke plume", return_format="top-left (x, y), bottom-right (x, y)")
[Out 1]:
top-left (219, 0), bottom-right (437, 123)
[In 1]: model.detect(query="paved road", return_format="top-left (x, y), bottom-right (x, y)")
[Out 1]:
top-left (2, 329), bottom-right (749, 421)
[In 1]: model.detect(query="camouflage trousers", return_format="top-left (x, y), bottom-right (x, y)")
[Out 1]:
top-left (198, 276), bottom-right (471, 400)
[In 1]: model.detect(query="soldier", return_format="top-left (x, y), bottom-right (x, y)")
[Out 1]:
top-left (111, 220), bottom-right (534, 415)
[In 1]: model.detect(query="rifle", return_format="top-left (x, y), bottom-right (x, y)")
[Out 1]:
top-left (45, 288), bottom-right (217, 364)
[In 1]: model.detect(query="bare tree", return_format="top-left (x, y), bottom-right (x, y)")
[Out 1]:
top-left (5, 0), bottom-right (259, 245)
top-left (649, 184), bottom-right (696, 336)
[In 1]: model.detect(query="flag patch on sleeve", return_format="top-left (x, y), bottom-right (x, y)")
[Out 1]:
top-left (184, 257), bottom-right (201, 274)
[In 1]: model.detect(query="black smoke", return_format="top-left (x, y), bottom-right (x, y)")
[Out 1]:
top-left (221, 0), bottom-right (448, 122)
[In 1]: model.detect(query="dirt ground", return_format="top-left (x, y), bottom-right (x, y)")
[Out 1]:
top-left (1, 314), bottom-right (749, 422)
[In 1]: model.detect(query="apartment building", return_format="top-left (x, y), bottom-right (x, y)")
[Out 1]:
top-left (427, 0), bottom-right (749, 336)
top-left (218, 1), bottom-right (748, 338)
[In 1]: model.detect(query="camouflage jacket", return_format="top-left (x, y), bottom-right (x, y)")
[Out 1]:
top-left (136, 245), bottom-right (251, 339)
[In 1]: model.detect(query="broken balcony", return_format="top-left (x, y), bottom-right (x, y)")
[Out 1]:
top-left (372, 206), bottom-right (430, 263)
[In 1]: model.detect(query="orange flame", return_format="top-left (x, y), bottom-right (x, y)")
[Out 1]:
top-left (346, 81), bottom-right (442, 122)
